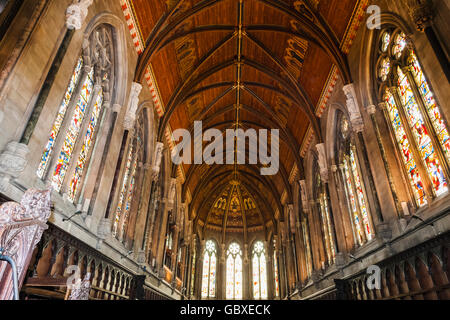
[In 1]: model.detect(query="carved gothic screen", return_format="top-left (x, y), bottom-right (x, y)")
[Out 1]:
top-left (314, 165), bottom-right (336, 267)
top-left (336, 113), bottom-right (375, 246)
top-left (36, 24), bottom-right (115, 204)
top-left (375, 28), bottom-right (450, 208)
top-left (201, 240), bottom-right (217, 299)
top-left (252, 241), bottom-right (268, 300)
top-left (226, 242), bottom-right (243, 300)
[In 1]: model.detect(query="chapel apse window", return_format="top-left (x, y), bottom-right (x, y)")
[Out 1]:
top-left (201, 240), bottom-right (217, 299)
top-left (226, 242), bottom-right (243, 300)
top-left (252, 241), bottom-right (268, 300)
top-left (376, 28), bottom-right (450, 207)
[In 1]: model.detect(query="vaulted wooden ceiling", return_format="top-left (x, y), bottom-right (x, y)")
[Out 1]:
top-left (129, 0), bottom-right (359, 230)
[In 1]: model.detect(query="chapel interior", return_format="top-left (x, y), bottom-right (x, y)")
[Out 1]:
top-left (0, 0), bottom-right (449, 301)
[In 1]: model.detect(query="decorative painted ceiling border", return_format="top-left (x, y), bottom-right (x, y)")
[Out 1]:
top-left (120, 0), bottom-right (145, 55)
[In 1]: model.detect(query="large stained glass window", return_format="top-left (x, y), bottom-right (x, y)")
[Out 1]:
top-left (68, 88), bottom-right (104, 201)
top-left (37, 56), bottom-right (84, 179)
top-left (113, 142), bottom-right (134, 237)
top-left (376, 29), bottom-right (449, 207)
top-left (51, 68), bottom-right (95, 191)
top-left (201, 240), bottom-right (217, 299)
top-left (273, 241), bottom-right (280, 297)
top-left (315, 171), bottom-right (336, 266)
top-left (226, 242), bottom-right (243, 300)
top-left (301, 218), bottom-right (313, 278)
top-left (190, 245), bottom-right (196, 297)
top-left (252, 241), bottom-right (268, 300)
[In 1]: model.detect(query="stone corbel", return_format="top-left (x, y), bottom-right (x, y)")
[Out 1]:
top-left (343, 83), bottom-right (364, 133)
top-left (123, 82), bottom-right (143, 130)
top-left (287, 204), bottom-right (296, 234)
top-left (152, 142), bottom-right (164, 180)
top-left (66, 0), bottom-right (94, 30)
top-left (167, 178), bottom-right (177, 208)
top-left (406, 0), bottom-right (433, 31)
top-left (0, 142), bottom-right (30, 191)
top-left (299, 180), bottom-right (309, 213)
top-left (315, 143), bottom-right (329, 183)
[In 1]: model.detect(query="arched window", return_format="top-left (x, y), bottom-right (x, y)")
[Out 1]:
top-left (190, 240), bottom-right (197, 297)
top-left (375, 28), bottom-right (450, 207)
top-left (301, 217), bottom-right (313, 278)
top-left (314, 168), bottom-right (336, 266)
top-left (201, 240), bottom-right (217, 299)
top-left (272, 240), bottom-right (280, 297)
top-left (226, 242), bottom-right (243, 300)
top-left (252, 241), bottom-right (268, 300)
top-left (337, 114), bottom-right (375, 246)
top-left (112, 110), bottom-right (146, 240)
top-left (37, 25), bottom-right (114, 204)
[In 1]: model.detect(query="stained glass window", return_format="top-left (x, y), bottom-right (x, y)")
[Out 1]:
top-left (113, 142), bottom-right (134, 237)
top-left (37, 56), bottom-right (84, 179)
top-left (341, 142), bottom-right (375, 245)
top-left (120, 155), bottom-right (138, 237)
top-left (393, 32), bottom-right (407, 59)
top-left (252, 241), bottom-right (268, 300)
top-left (319, 193), bottom-right (336, 264)
top-left (201, 240), bottom-right (217, 299)
top-left (376, 27), bottom-right (449, 207)
top-left (51, 68), bottom-right (95, 191)
top-left (410, 52), bottom-right (450, 163)
top-left (302, 218), bottom-right (313, 277)
top-left (190, 247), bottom-right (196, 296)
top-left (397, 67), bottom-right (447, 196)
top-left (273, 245), bottom-right (279, 297)
top-left (381, 32), bottom-right (391, 53)
top-left (226, 243), bottom-right (243, 300)
top-left (68, 88), bottom-right (104, 201)
top-left (379, 57), bottom-right (391, 82)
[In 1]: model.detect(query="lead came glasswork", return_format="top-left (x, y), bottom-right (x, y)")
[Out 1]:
top-left (397, 67), bottom-right (447, 196)
top-left (37, 56), bottom-right (84, 178)
top-left (385, 89), bottom-right (428, 206)
top-left (226, 243), bottom-right (242, 300)
top-left (252, 241), bottom-right (268, 300)
top-left (52, 68), bottom-right (94, 191)
top-left (201, 240), bottom-right (217, 299)
top-left (410, 52), bottom-right (450, 163)
top-left (68, 88), bottom-right (104, 201)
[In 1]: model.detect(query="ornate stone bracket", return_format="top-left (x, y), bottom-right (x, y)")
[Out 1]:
top-left (152, 142), bottom-right (164, 180)
top-left (0, 189), bottom-right (51, 300)
top-left (124, 82), bottom-right (143, 130)
top-left (343, 83), bottom-right (364, 133)
top-left (316, 143), bottom-right (329, 183)
top-left (0, 142), bottom-right (30, 192)
top-left (66, 0), bottom-right (93, 30)
top-left (406, 0), bottom-right (434, 31)
top-left (299, 180), bottom-right (309, 213)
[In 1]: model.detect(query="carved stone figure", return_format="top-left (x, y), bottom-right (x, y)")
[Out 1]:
top-left (66, 0), bottom-right (93, 30)
top-left (124, 82), bottom-right (143, 130)
top-left (343, 83), bottom-right (364, 133)
top-left (152, 142), bottom-right (164, 180)
top-left (316, 143), bottom-right (329, 183)
top-left (299, 180), bottom-right (309, 212)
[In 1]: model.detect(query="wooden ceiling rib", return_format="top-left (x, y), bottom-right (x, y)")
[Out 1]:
top-left (129, 0), bottom-right (359, 228)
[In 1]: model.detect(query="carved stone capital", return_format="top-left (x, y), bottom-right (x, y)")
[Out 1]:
top-left (66, 0), bottom-right (93, 30)
top-left (406, 0), bottom-right (434, 31)
top-left (366, 104), bottom-right (377, 115)
top-left (0, 141), bottom-right (30, 179)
